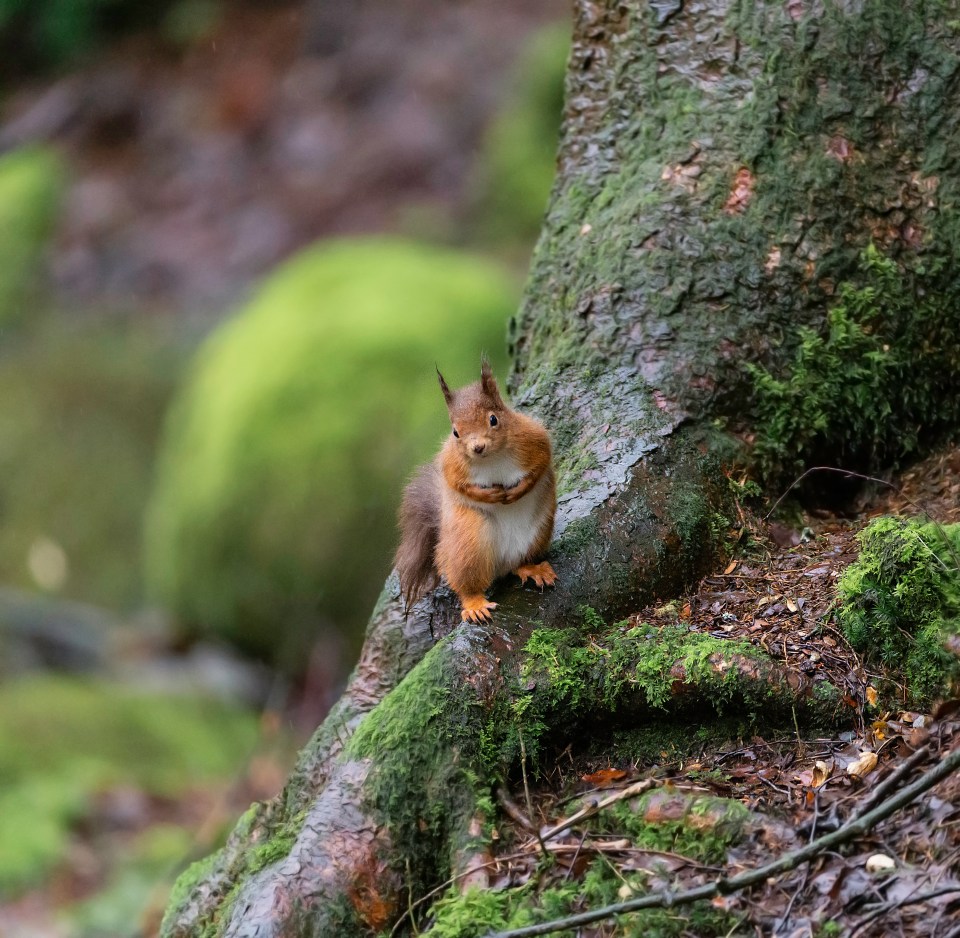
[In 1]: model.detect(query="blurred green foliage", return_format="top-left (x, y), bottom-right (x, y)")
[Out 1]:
top-left (0, 146), bottom-right (64, 329)
top-left (0, 675), bottom-right (256, 896)
top-left (471, 22), bottom-right (569, 248)
top-left (144, 236), bottom-right (516, 666)
top-left (68, 824), bottom-right (194, 938)
top-left (0, 0), bottom-right (207, 67)
top-left (0, 319), bottom-right (186, 609)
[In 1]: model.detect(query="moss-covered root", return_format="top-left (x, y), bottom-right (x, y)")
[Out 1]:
top-left (514, 621), bottom-right (845, 758)
top-left (163, 629), bottom-right (506, 938)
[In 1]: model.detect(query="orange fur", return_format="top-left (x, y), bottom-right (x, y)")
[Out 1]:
top-left (394, 361), bottom-right (557, 620)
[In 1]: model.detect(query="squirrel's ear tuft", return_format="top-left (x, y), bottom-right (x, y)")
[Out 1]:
top-left (437, 366), bottom-right (454, 406)
top-left (480, 357), bottom-right (504, 407)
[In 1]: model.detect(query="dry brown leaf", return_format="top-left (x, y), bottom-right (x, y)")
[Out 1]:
top-left (581, 768), bottom-right (628, 785)
top-left (866, 686), bottom-right (879, 706)
top-left (723, 559), bottom-right (739, 575)
top-left (811, 760), bottom-right (833, 787)
top-left (846, 751), bottom-right (878, 779)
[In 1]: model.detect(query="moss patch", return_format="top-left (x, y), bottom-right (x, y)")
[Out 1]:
top-left (507, 621), bottom-right (840, 774)
top-left (346, 637), bottom-right (493, 903)
top-left (838, 517), bottom-right (960, 705)
top-left (749, 245), bottom-right (960, 480)
top-left (425, 854), bottom-right (737, 938)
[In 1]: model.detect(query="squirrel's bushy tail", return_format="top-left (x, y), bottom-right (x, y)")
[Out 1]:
top-left (395, 461), bottom-right (441, 609)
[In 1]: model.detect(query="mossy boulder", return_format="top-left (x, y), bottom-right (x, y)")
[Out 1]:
top-left (144, 237), bottom-right (517, 665)
top-left (0, 675), bottom-right (256, 896)
top-left (0, 145), bottom-right (63, 328)
top-left (838, 517), bottom-right (960, 705)
top-left (471, 22), bottom-right (569, 248)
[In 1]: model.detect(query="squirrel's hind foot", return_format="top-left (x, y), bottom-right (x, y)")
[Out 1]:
top-left (460, 595), bottom-right (497, 623)
top-left (515, 561), bottom-right (558, 589)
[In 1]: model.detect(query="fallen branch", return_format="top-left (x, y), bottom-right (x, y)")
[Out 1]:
top-left (524, 779), bottom-right (657, 848)
top-left (484, 743), bottom-right (960, 938)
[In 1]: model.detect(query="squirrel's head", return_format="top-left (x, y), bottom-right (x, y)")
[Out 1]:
top-left (437, 359), bottom-right (508, 460)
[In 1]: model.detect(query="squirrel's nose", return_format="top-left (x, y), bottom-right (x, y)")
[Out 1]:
top-left (472, 442), bottom-right (486, 455)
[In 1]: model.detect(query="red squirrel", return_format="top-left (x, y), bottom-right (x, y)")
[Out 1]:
top-left (395, 360), bottom-right (557, 622)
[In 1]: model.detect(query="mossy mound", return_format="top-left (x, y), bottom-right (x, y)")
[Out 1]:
top-left (471, 22), bottom-right (569, 248)
top-left (837, 517), bottom-right (960, 705)
top-left (144, 237), bottom-right (516, 665)
top-left (0, 675), bottom-right (257, 896)
top-left (0, 145), bottom-right (63, 328)
top-left (426, 791), bottom-right (747, 938)
top-left (0, 319), bottom-right (185, 609)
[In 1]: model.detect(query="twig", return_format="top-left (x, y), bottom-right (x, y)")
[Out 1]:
top-left (851, 884), bottom-right (960, 938)
top-left (518, 729), bottom-right (549, 857)
top-left (483, 743), bottom-right (960, 938)
top-left (497, 786), bottom-right (535, 831)
top-left (858, 743), bottom-right (929, 814)
top-left (563, 831), bottom-right (587, 881)
top-left (389, 852), bottom-right (527, 938)
top-left (763, 465), bottom-right (960, 573)
top-left (527, 779), bottom-right (657, 846)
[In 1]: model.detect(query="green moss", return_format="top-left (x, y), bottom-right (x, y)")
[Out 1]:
top-left (510, 621), bottom-right (821, 775)
top-left (598, 791), bottom-right (749, 865)
top-left (346, 639), bottom-right (491, 899)
top-left (749, 245), bottom-right (960, 479)
top-left (838, 517), bottom-right (960, 705)
top-left (0, 146), bottom-right (63, 328)
top-left (0, 676), bottom-right (256, 897)
top-left (426, 856), bottom-right (737, 937)
top-left (162, 851), bottom-right (222, 933)
top-left (515, 1), bottom-right (960, 492)
top-left (144, 237), bottom-right (517, 666)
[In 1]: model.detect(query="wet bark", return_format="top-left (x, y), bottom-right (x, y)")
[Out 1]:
top-left (162, 1), bottom-right (960, 935)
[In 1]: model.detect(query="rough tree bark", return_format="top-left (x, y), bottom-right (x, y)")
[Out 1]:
top-left (162, 1), bottom-right (960, 935)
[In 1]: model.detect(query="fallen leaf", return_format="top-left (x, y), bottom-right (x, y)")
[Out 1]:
top-left (723, 559), bottom-right (739, 575)
top-left (866, 686), bottom-right (879, 706)
top-left (581, 768), bottom-right (628, 785)
top-left (811, 760), bottom-right (833, 787)
top-left (846, 751), bottom-right (879, 779)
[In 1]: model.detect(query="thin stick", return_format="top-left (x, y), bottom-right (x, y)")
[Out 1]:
top-left (483, 744), bottom-right (960, 938)
top-left (529, 779), bottom-right (657, 846)
top-left (858, 743), bottom-right (929, 814)
top-left (497, 786), bottom-right (535, 831)
top-left (518, 729), bottom-right (549, 857)
top-left (763, 465), bottom-right (960, 572)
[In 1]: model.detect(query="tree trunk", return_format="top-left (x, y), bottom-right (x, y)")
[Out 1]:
top-left (162, 1), bottom-right (960, 935)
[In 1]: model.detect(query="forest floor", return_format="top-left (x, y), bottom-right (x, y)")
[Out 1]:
top-left (422, 446), bottom-right (960, 938)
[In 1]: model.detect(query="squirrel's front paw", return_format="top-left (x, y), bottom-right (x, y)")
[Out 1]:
top-left (460, 595), bottom-right (497, 623)
top-left (515, 562), bottom-right (558, 589)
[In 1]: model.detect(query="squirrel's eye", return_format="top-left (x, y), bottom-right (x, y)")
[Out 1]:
top-left (452, 428), bottom-right (460, 438)
top-left (489, 414), bottom-right (499, 427)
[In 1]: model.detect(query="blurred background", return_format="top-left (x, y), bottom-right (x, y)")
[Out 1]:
top-left (0, 0), bottom-right (569, 933)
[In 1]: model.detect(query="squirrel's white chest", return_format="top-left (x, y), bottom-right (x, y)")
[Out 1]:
top-left (479, 473), bottom-right (549, 574)
top-left (469, 454), bottom-right (526, 489)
